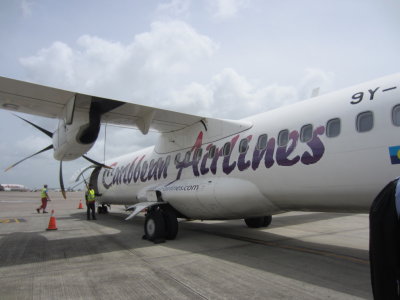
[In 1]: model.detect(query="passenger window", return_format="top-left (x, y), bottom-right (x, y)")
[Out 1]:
top-left (356, 111), bottom-right (373, 132)
top-left (194, 148), bottom-right (203, 160)
top-left (392, 105), bottom-right (400, 126)
top-left (184, 151), bottom-right (191, 162)
top-left (300, 124), bottom-right (313, 143)
top-left (278, 130), bottom-right (289, 147)
top-left (256, 134), bottom-right (268, 150)
top-left (174, 153), bottom-right (181, 165)
top-left (239, 139), bottom-right (249, 153)
top-left (208, 145), bottom-right (216, 159)
top-left (223, 142), bottom-right (231, 156)
top-left (326, 118), bottom-right (341, 138)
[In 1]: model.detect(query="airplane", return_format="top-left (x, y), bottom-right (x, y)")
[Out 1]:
top-left (0, 183), bottom-right (29, 192)
top-left (0, 73), bottom-right (399, 242)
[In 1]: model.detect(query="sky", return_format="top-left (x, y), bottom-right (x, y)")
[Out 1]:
top-left (1, 0), bottom-right (400, 190)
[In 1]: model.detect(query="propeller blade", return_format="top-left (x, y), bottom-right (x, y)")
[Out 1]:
top-left (59, 160), bottom-right (67, 199)
top-left (82, 155), bottom-right (113, 169)
top-left (14, 114), bottom-right (53, 138)
top-left (5, 144), bottom-right (53, 172)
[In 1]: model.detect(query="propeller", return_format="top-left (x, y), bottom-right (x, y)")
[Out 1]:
top-left (59, 160), bottom-right (66, 199)
top-left (5, 144), bottom-right (53, 172)
top-left (5, 115), bottom-right (111, 199)
top-left (13, 114), bottom-right (53, 138)
top-left (82, 155), bottom-right (112, 169)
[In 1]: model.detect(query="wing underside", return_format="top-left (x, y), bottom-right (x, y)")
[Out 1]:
top-left (0, 76), bottom-right (203, 134)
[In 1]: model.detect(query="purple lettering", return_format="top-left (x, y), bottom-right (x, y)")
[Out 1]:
top-left (301, 126), bottom-right (325, 165)
top-left (134, 156), bottom-right (145, 182)
top-left (264, 138), bottom-right (275, 168)
top-left (238, 135), bottom-right (252, 171)
top-left (140, 161), bottom-right (148, 182)
top-left (210, 147), bottom-right (222, 175)
top-left (223, 135), bottom-right (239, 175)
top-left (276, 131), bottom-right (300, 166)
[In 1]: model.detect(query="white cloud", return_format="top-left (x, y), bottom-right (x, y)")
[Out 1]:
top-left (297, 68), bottom-right (335, 100)
top-left (19, 26), bottom-right (334, 120)
top-left (20, 20), bottom-right (218, 104)
top-left (20, 41), bottom-right (75, 86)
top-left (15, 135), bottom-right (51, 154)
top-left (206, 0), bottom-right (248, 20)
top-left (17, 21), bottom-right (334, 159)
top-left (161, 68), bottom-right (330, 119)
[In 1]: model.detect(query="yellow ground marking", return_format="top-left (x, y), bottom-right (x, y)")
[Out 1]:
top-left (0, 218), bottom-right (24, 223)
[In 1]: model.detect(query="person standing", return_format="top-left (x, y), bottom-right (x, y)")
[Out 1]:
top-left (36, 184), bottom-right (50, 213)
top-left (86, 184), bottom-right (97, 220)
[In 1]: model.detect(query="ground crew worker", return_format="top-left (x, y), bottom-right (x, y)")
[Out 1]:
top-left (85, 184), bottom-right (97, 220)
top-left (36, 184), bottom-right (50, 213)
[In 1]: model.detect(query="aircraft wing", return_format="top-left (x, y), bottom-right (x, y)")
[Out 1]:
top-left (0, 76), bottom-right (203, 134)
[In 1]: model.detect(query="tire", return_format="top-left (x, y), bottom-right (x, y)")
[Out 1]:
top-left (98, 205), bottom-right (108, 214)
top-left (262, 215), bottom-right (272, 227)
top-left (245, 216), bottom-right (272, 228)
top-left (144, 210), bottom-right (166, 241)
top-left (244, 217), bottom-right (265, 228)
top-left (163, 208), bottom-right (178, 240)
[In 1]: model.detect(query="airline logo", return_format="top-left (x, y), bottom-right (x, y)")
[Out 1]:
top-left (102, 127), bottom-right (326, 190)
top-left (389, 146), bottom-right (400, 164)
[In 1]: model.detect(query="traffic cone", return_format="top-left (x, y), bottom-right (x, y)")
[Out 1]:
top-left (46, 210), bottom-right (58, 230)
top-left (78, 200), bottom-right (83, 209)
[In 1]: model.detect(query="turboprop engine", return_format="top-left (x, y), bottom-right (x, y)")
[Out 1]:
top-left (5, 95), bottom-right (114, 198)
top-left (52, 110), bottom-right (99, 161)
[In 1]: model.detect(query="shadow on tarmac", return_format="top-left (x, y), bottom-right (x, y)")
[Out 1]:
top-left (0, 210), bottom-right (371, 299)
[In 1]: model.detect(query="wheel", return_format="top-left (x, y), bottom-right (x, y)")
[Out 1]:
top-left (244, 217), bottom-right (264, 228)
top-left (262, 215), bottom-right (272, 227)
top-left (97, 205), bottom-right (109, 214)
top-left (245, 216), bottom-right (272, 228)
top-left (144, 210), bottom-right (166, 242)
top-left (162, 208), bottom-right (178, 240)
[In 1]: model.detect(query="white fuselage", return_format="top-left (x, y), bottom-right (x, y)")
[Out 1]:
top-left (95, 74), bottom-right (400, 219)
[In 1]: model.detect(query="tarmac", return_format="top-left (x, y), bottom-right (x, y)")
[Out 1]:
top-left (0, 191), bottom-right (372, 299)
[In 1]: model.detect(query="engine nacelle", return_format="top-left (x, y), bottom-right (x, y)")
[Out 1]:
top-left (53, 109), bottom-right (100, 161)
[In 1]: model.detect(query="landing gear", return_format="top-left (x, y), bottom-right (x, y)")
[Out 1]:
top-left (145, 209), bottom-right (166, 242)
top-left (144, 206), bottom-right (179, 243)
top-left (97, 204), bottom-right (109, 214)
top-left (244, 215), bottom-right (272, 228)
top-left (163, 207), bottom-right (178, 240)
